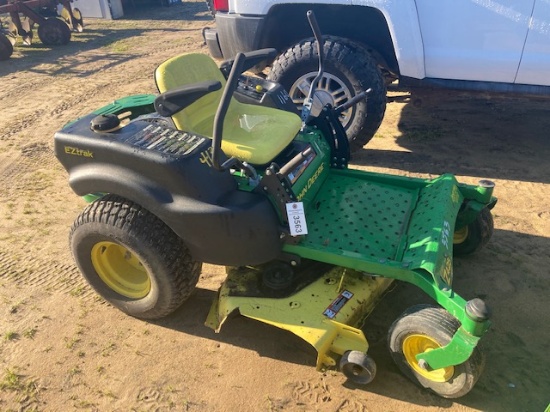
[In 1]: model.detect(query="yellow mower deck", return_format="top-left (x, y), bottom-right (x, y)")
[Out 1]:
top-left (206, 266), bottom-right (393, 370)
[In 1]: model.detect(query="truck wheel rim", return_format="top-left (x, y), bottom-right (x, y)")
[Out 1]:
top-left (453, 226), bottom-right (469, 244)
top-left (91, 241), bottom-right (151, 299)
top-left (402, 334), bottom-right (454, 382)
top-left (289, 72), bottom-right (353, 127)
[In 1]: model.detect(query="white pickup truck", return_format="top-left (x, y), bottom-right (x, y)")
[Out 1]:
top-left (204, 0), bottom-right (550, 149)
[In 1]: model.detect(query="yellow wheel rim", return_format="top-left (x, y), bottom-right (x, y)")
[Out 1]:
top-left (453, 226), bottom-right (469, 244)
top-left (402, 334), bottom-right (454, 382)
top-left (91, 241), bottom-right (151, 299)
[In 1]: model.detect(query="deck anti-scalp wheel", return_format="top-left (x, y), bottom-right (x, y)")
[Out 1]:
top-left (70, 195), bottom-right (202, 320)
top-left (0, 33), bottom-right (13, 61)
top-left (453, 207), bottom-right (494, 256)
top-left (339, 350), bottom-right (377, 385)
top-left (38, 17), bottom-right (71, 46)
top-left (388, 305), bottom-right (485, 398)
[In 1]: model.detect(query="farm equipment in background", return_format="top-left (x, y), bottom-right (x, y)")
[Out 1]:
top-left (0, 0), bottom-right (83, 60)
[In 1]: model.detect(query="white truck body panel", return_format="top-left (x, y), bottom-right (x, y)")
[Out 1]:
top-left (231, 0), bottom-right (352, 15)
top-left (233, 0), bottom-right (427, 79)
top-left (515, 0), bottom-right (550, 86)
top-left (225, 0), bottom-right (550, 89)
top-left (352, 0), bottom-right (426, 80)
top-left (415, 0), bottom-right (534, 83)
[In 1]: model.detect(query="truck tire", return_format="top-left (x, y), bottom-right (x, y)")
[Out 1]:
top-left (268, 37), bottom-right (386, 151)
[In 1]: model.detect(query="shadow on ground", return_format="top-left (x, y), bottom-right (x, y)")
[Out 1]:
top-left (151, 227), bottom-right (549, 412)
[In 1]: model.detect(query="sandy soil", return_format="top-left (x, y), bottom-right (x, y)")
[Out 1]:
top-left (1, 2), bottom-right (549, 411)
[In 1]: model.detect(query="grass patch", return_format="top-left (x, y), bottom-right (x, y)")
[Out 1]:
top-left (401, 126), bottom-right (443, 142)
top-left (101, 342), bottom-right (117, 357)
top-left (65, 337), bottom-right (81, 350)
top-left (68, 366), bottom-right (81, 377)
top-left (70, 286), bottom-right (85, 297)
top-left (4, 331), bottom-right (19, 341)
top-left (0, 369), bottom-right (20, 390)
top-left (0, 367), bottom-right (39, 398)
top-left (23, 327), bottom-right (37, 339)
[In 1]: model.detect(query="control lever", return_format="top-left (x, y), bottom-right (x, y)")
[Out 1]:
top-left (301, 10), bottom-right (324, 127)
top-left (334, 88), bottom-right (372, 115)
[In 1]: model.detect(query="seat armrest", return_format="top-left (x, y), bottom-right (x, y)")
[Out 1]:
top-left (155, 80), bottom-right (222, 117)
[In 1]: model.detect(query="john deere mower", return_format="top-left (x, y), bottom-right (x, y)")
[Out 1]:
top-left (54, 11), bottom-right (496, 398)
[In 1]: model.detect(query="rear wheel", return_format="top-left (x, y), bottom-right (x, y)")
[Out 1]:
top-left (38, 17), bottom-right (71, 46)
top-left (268, 37), bottom-right (386, 151)
top-left (0, 33), bottom-right (13, 61)
top-left (388, 305), bottom-right (485, 398)
top-left (70, 195), bottom-right (202, 320)
top-left (454, 208), bottom-right (494, 256)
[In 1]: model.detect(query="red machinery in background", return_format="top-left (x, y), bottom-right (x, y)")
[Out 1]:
top-left (0, 0), bottom-right (83, 60)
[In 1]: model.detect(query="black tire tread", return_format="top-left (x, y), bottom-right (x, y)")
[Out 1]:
top-left (70, 195), bottom-right (201, 319)
top-left (388, 304), bottom-right (485, 399)
top-left (454, 207), bottom-right (494, 256)
top-left (38, 17), bottom-right (71, 46)
top-left (268, 36), bottom-right (386, 151)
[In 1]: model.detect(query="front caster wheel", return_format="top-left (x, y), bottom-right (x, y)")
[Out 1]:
top-left (388, 305), bottom-right (485, 398)
top-left (339, 351), bottom-right (377, 385)
top-left (70, 195), bottom-right (202, 320)
top-left (454, 207), bottom-right (494, 256)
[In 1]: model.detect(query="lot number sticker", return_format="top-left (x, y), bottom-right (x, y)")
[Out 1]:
top-left (286, 202), bottom-right (308, 236)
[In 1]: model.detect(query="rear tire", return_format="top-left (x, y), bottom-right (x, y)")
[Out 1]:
top-left (268, 36), bottom-right (386, 151)
top-left (70, 195), bottom-right (202, 320)
top-left (388, 305), bottom-right (485, 398)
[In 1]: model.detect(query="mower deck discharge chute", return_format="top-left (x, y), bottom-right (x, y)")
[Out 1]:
top-left (54, 11), bottom-right (496, 398)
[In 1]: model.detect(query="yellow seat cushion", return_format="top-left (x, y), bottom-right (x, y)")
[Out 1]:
top-left (155, 53), bottom-right (302, 165)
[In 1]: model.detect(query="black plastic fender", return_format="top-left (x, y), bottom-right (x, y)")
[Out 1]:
top-left (55, 114), bottom-right (283, 266)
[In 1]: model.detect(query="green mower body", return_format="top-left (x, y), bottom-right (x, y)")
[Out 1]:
top-left (54, 39), bottom-right (496, 398)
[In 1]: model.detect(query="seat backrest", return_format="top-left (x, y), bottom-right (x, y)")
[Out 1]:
top-left (155, 53), bottom-right (224, 136)
top-left (155, 53), bottom-right (303, 165)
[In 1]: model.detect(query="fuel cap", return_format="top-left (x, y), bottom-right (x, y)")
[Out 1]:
top-left (91, 114), bottom-right (121, 133)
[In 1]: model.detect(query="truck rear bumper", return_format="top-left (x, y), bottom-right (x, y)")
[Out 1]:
top-left (203, 13), bottom-right (266, 60)
top-left (202, 26), bottom-right (223, 59)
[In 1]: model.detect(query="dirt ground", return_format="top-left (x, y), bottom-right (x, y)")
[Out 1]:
top-left (1, 2), bottom-right (549, 411)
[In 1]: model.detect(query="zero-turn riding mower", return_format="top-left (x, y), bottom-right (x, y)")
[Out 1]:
top-left (54, 11), bottom-right (496, 398)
